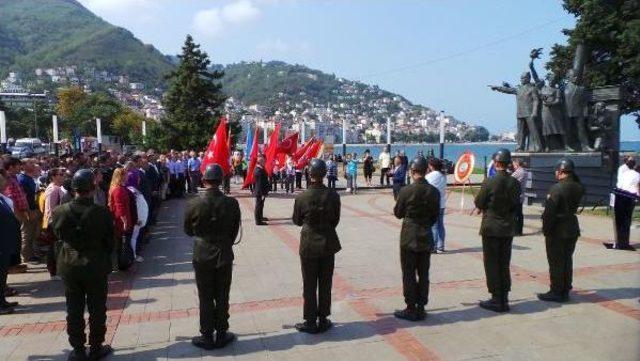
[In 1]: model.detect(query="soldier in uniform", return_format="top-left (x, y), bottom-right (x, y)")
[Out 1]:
top-left (393, 156), bottom-right (440, 321)
top-left (538, 158), bottom-right (584, 302)
top-left (474, 149), bottom-right (521, 313)
top-left (292, 159), bottom-right (341, 333)
top-left (184, 164), bottom-right (241, 350)
top-left (51, 169), bottom-right (114, 361)
top-left (254, 155), bottom-right (270, 226)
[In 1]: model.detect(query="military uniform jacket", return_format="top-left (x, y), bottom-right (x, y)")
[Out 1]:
top-left (474, 171), bottom-right (520, 237)
top-left (51, 197), bottom-right (114, 277)
top-left (254, 166), bottom-right (270, 197)
top-left (184, 188), bottom-right (241, 268)
top-left (292, 184), bottom-right (341, 258)
top-left (542, 177), bottom-right (584, 238)
top-left (393, 178), bottom-right (440, 252)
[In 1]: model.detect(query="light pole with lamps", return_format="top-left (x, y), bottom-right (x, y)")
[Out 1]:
top-left (439, 111), bottom-right (446, 159)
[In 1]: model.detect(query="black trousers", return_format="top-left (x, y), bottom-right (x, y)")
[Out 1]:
top-left (515, 203), bottom-right (524, 235)
top-left (392, 183), bottom-right (404, 200)
top-left (301, 255), bottom-right (335, 321)
top-left (327, 176), bottom-right (336, 189)
top-left (254, 195), bottom-right (265, 224)
top-left (0, 266), bottom-right (7, 304)
top-left (63, 272), bottom-right (109, 350)
top-left (195, 263), bottom-right (232, 336)
top-left (295, 173), bottom-right (302, 189)
top-left (545, 236), bottom-right (578, 293)
top-left (400, 249), bottom-right (431, 307)
top-left (614, 195), bottom-right (635, 247)
top-left (481, 236), bottom-right (513, 298)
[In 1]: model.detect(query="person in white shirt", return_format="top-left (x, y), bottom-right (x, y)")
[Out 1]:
top-left (378, 147), bottom-right (391, 187)
top-left (613, 157), bottom-right (639, 250)
top-left (426, 158), bottom-right (447, 252)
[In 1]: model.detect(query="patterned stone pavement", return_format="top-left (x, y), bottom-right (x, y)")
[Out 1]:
top-left (0, 185), bottom-right (638, 361)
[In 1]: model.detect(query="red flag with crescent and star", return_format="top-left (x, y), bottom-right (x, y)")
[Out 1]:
top-left (264, 123), bottom-right (281, 177)
top-left (242, 127), bottom-right (260, 189)
top-left (200, 117), bottom-right (231, 175)
top-left (293, 137), bottom-right (315, 162)
top-left (295, 140), bottom-right (323, 169)
top-left (276, 132), bottom-right (298, 155)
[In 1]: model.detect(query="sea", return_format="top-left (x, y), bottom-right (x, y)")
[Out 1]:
top-left (335, 141), bottom-right (640, 165)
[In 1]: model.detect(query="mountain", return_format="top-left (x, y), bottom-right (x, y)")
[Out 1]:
top-left (0, 0), bottom-right (483, 138)
top-left (220, 61), bottom-right (406, 110)
top-left (0, 0), bottom-right (173, 83)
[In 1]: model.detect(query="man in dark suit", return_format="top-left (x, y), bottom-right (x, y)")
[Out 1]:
top-left (0, 170), bottom-right (20, 315)
top-left (254, 155), bottom-right (270, 226)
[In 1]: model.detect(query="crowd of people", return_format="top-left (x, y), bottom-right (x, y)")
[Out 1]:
top-left (0, 144), bottom-right (636, 359)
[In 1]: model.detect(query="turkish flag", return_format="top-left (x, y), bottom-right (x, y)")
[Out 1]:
top-left (264, 123), bottom-right (281, 177)
top-left (295, 140), bottom-right (323, 169)
top-left (242, 127), bottom-right (260, 189)
top-left (293, 137), bottom-right (315, 162)
top-left (200, 117), bottom-right (231, 175)
top-left (276, 132), bottom-right (298, 155)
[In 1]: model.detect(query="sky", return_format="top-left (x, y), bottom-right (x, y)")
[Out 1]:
top-left (77, 0), bottom-right (639, 141)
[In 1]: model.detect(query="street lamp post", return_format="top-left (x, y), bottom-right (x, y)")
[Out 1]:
top-left (52, 115), bottom-right (59, 156)
top-left (0, 110), bottom-right (7, 153)
top-left (96, 118), bottom-right (102, 152)
top-left (439, 111), bottom-right (445, 159)
top-left (342, 117), bottom-right (347, 157)
top-left (386, 116), bottom-right (392, 149)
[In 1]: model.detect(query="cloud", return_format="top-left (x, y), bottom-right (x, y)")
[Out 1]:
top-left (222, 0), bottom-right (260, 24)
top-left (78, 0), bottom-right (158, 24)
top-left (192, 0), bottom-right (261, 38)
top-left (256, 38), bottom-right (311, 55)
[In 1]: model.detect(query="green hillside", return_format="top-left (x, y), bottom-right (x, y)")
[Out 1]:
top-left (0, 0), bottom-right (173, 82)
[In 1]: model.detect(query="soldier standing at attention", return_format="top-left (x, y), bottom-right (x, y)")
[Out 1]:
top-left (254, 155), bottom-right (270, 226)
top-left (292, 159), bottom-right (341, 334)
top-left (538, 159), bottom-right (584, 302)
top-left (184, 164), bottom-right (241, 350)
top-left (393, 157), bottom-right (440, 321)
top-left (474, 149), bottom-right (520, 313)
top-left (51, 169), bottom-right (114, 361)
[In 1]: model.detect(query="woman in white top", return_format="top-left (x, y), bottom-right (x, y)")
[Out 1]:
top-left (614, 158), bottom-right (639, 249)
top-left (426, 158), bottom-right (447, 252)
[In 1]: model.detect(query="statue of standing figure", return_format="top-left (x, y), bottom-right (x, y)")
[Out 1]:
top-left (528, 50), bottom-right (574, 152)
top-left (489, 55), bottom-right (543, 152)
top-left (564, 69), bottom-right (595, 151)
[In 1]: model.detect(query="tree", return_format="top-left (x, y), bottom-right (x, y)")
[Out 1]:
top-left (161, 35), bottom-right (227, 150)
top-left (113, 109), bottom-right (144, 145)
top-left (56, 88), bottom-right (123, 136)
top-left (462, 126), bottom-right (490, 142)
top-left (547, 0), bottom-right (640, 127)
top-left (56, 86), bottom-right (87, 119)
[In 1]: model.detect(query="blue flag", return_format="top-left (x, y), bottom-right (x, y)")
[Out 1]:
top-left (245, 126), bottom-right (253, 156)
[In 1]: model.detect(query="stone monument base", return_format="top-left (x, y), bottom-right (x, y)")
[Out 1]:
top-left (513, 152), bottom-right (616, 206)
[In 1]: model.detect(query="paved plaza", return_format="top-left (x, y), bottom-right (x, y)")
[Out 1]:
top-left (0, 186), bottom-right (638, 361)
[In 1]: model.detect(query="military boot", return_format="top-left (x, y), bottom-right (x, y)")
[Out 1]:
top-left (318, 318), bottom-right (333, 333)
top-left (88, 345), bottom-right (113, 360)
top-left (191, 334), bottom-right (216, 350)
top-left (67, 348), bottom-right (88, 361)
top-left (215, 331), bottom-right (236, 348)
top-left (416, 305), bottom-right (427, 321)
top-left (394, 306), bottom-right (420, 321)
top-left (537, 290), bottom-right (568, 303)
top-left (479, 294), bottom-right (509, 313)
top-left (295, 320), bottom-right (319, 334)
